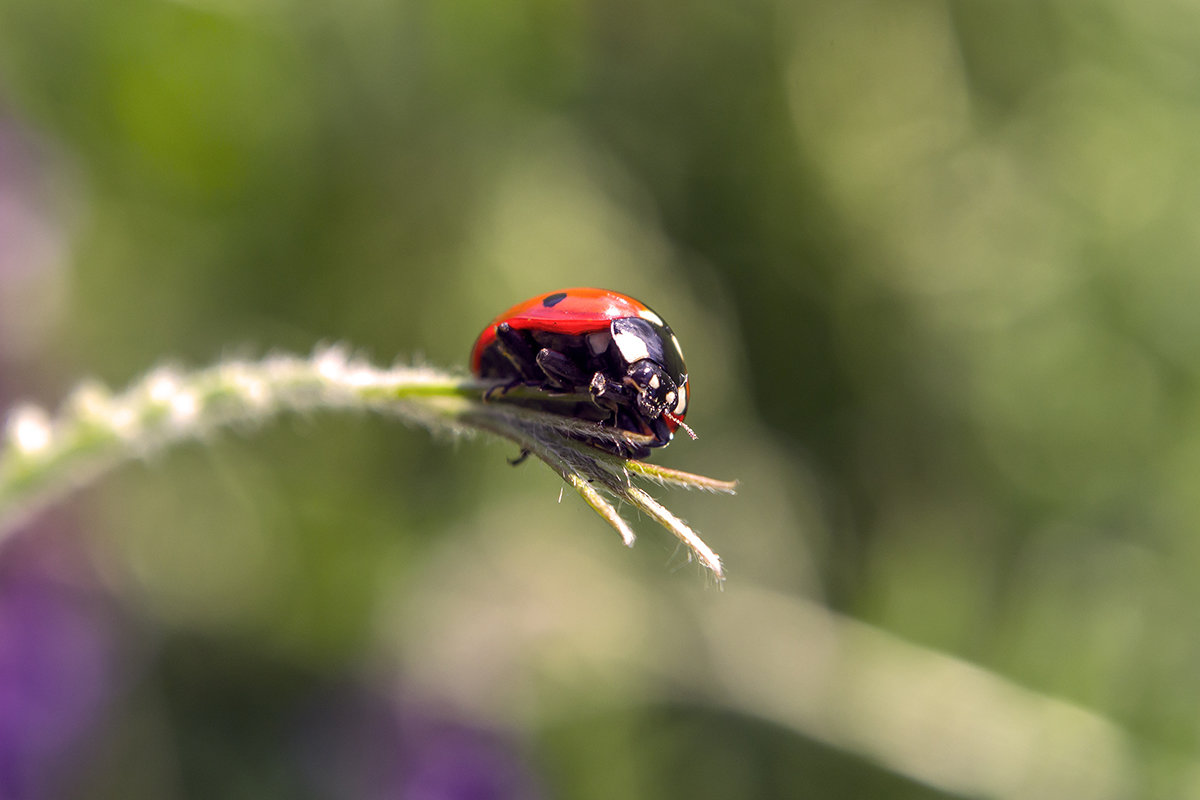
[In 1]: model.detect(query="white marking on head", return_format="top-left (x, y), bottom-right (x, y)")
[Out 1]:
top-left (612, 330), bottom-right (651, 364)
top-left (648, 374), bottom-right (661, 390)
top-left (674, 386), bottom-right (688, 415)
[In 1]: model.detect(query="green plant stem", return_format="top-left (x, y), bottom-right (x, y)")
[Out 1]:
top-left (0, 347), bottom-right (733, 576)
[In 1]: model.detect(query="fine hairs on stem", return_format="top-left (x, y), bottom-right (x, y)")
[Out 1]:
top-left (0, 346), bottom-right (735, 578)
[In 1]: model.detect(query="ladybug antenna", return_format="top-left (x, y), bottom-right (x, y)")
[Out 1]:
top-left (664, 411), bottom-right (698, 441)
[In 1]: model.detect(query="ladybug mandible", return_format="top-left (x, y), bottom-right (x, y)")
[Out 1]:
top-left (470, 288), bottom-right (695, 459)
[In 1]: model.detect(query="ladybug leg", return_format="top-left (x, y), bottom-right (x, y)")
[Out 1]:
top-left (491, 323), bottom-right (542, 384)
top-left (622, 441), bottom-right (652, 459)
top-left (534, 348), bottom-right (590, 390)
top-left (609, 408), bottom-right (653, 458)
top-left (589, 372), bottom-right (631, 407)
top-left (588, 372), bottom-right (641, 437)
top-left (646, 416), bottom-right (672, 448)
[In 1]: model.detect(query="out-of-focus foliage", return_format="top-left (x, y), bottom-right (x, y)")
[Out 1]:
top-left (1, 0), bottom-right (1199, 796)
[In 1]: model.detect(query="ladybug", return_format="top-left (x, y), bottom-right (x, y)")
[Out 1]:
top-left (471, 288), bottom-right (695, 459)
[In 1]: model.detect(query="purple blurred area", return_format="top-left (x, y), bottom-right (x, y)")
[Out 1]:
top-left (295, 686), bottom-right (542, 800)
top-left (0, 532), bottom-right (117, 800)
top-left (401, 722), bottom-right (540, 800)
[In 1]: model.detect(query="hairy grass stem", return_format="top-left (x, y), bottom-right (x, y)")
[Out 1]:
top-left (0, 346), bottom-right (733, 577)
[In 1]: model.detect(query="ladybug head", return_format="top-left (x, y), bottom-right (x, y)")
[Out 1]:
top-left (625, 360), bottom-right (696, 440)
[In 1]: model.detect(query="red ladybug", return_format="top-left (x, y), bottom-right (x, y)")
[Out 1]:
top-left (471, 288), bottom-right (695, 458)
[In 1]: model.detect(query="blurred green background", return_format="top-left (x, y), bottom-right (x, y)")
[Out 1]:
top-left (1, 0), bottom-right (1198, 797)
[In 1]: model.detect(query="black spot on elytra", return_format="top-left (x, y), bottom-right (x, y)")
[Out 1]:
top-left (542, 292), bottom-right (567, 307)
